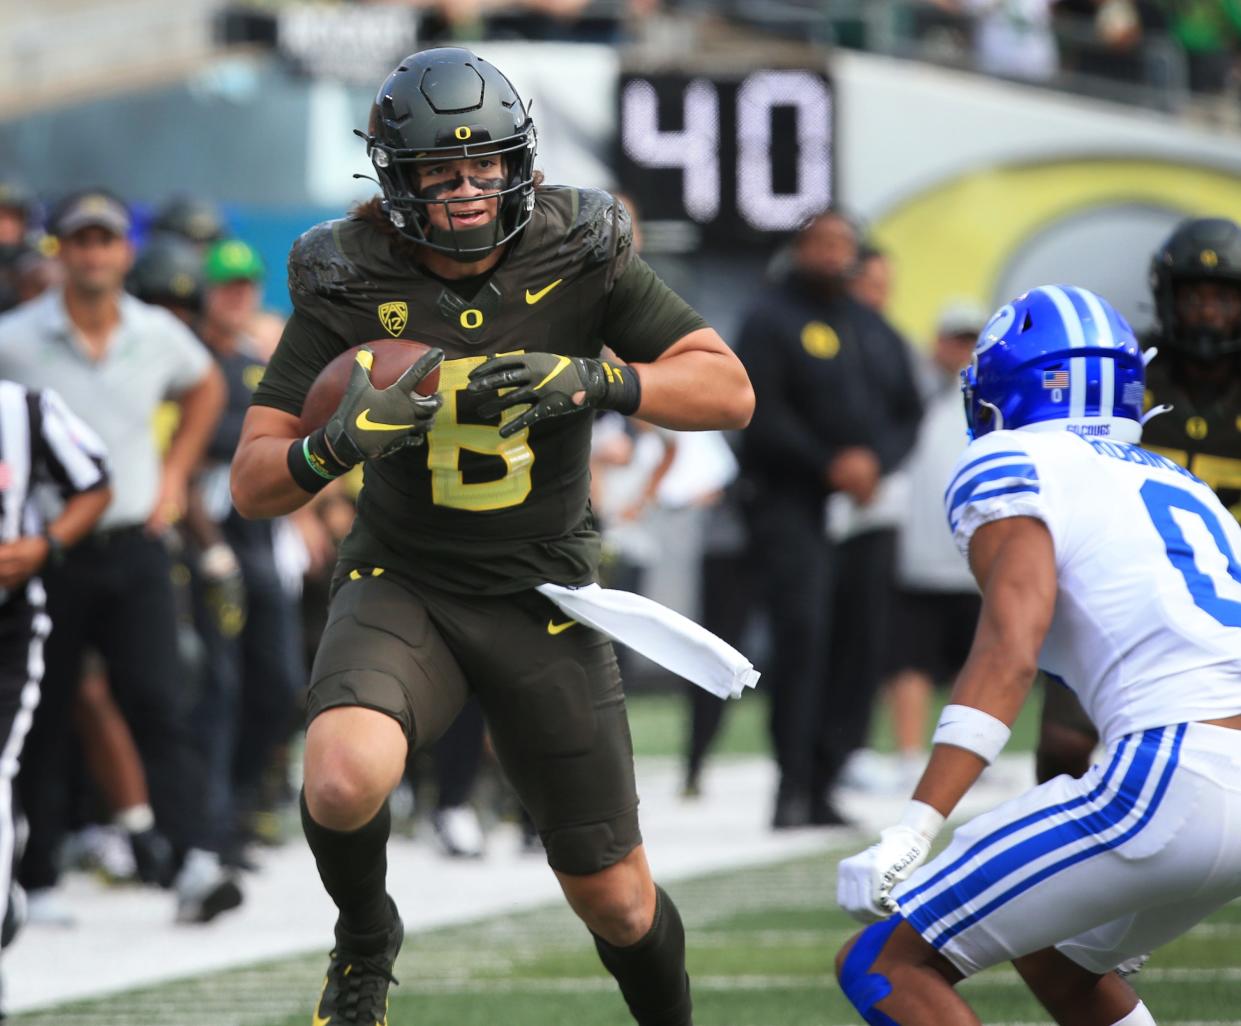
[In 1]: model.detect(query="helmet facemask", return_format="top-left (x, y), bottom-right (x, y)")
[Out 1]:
top-left (368, 126), bottom-right (537, 262)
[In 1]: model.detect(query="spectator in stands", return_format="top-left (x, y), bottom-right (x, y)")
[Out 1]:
top-left (885, 299), bottom-right (986, 785)
top-left (736, 209), bottom-right (920, 829)
top-left (924, 0), bottom-right (1061, 81)
top-left (0, 189), bottom-right (240, 924)
top-left (1160, 0), bottom-right (1241, 94)
top-left (1055, 1), bottom-right (1169, 86)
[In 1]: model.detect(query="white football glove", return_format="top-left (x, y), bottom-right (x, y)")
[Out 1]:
top-left (837, 804), bottom-right (942, 924)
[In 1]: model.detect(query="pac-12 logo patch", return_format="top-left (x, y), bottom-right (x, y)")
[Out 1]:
top-left (378, 301), bottom-right (408, 337)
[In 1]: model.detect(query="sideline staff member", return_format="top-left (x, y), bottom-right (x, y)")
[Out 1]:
top-left (0, 380), bottom-right (109, 972)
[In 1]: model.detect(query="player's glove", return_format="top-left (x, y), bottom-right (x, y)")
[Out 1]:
top-left (466, 353), bottom-right (641, 438)
top-left (309, 346), bottom-right (444, 473)
top-left (836, 801), bottom-right (943, 924)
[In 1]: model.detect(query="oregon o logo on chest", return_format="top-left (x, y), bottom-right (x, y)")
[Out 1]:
top-left (1186, 416), bottom-right (1209, 440)
top-left (800, 321), bottom-right (840, 359)
top-left (459, 308), bottom-right (484, 330)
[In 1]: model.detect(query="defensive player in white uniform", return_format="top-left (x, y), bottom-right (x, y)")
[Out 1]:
top-left (834, 284), bottom-right (1241, 1026)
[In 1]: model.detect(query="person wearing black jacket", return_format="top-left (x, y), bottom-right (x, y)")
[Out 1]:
top-left (737, 210), bottom-right (922, 828)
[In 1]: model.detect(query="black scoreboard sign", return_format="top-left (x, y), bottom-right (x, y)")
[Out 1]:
top-left (617, 67), bottom-right (835, 248)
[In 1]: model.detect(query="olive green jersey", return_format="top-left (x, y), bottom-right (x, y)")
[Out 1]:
top-left (253, 187), bottom-right (707, 593)
top-left (1143, 357), bottom-right (1241, 521)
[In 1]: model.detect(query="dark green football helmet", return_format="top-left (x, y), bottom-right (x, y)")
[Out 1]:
top-left (1149, 216), bottom-right (1241, 360)
top-left (362, 48), bottom-right (537, 261)
top-left (128, 234), bottom-right (204, 314)
top-left (151, 195), bottom-right (227, 246)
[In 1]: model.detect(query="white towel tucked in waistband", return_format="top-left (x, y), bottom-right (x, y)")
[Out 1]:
top-left (536, 582), bottom-right (760, 700)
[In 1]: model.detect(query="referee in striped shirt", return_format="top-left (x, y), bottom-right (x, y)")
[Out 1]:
top-left (0, 380), bottom-right (109, 971)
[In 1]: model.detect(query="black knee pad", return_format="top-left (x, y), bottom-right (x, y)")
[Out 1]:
top-left (308, 575), bottom-right (468, 749)
top-left (542, 810), bottom-right (642, 876)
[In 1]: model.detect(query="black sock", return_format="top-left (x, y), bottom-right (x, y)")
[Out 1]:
top-left (300, 789), bottom-right (393, 950)
top-left (593, 885), bottom-right (693, 1026)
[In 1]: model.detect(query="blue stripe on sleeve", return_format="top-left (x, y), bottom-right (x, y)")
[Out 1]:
top-left (948, 483), bottom-right (1043, 531)
top-left (947, 463), bottom-right (1039, 520)
top-left (944, 450), bottom-right (1028, 503)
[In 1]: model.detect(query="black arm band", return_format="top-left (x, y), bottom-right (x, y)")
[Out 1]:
top-left (601, 361), bottom-right (642, 416)
top-left (287, 429), bottom-right (349, 494)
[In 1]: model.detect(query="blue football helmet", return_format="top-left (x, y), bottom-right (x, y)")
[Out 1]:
top-left (962, 285), bottom-right (1145, 443)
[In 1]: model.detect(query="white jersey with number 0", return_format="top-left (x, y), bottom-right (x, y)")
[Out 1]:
top-left (943, 428), bottom-right (1241, 744)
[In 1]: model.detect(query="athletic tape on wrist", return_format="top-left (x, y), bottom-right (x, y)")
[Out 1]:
top-left (897, 800), bottom-right (944, 842)
top-left (932, 704), bottom-right (1011, 764)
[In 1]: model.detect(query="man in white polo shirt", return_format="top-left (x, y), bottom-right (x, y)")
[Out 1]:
top-left (0, 189), bottom-right (239, 923)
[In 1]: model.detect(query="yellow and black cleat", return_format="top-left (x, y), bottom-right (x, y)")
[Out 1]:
top-left (312, 898), bottom-right (402, 1025)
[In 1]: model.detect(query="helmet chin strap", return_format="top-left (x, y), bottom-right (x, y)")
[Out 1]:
top-left (980, 400), bottom-right (1004, 432)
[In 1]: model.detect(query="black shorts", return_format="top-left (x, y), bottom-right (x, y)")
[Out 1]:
top-left (887, 588), bottom-right (981, 683)
top-left (307, 565), bottom-right (639, 876)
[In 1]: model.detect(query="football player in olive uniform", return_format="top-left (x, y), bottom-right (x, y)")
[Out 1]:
top-left (1036, 216), bottom-right (1241, 785)
top-left (232, 48), bottom-right (753, 1026)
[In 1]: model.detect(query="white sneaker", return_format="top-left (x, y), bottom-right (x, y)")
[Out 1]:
top-left (838, 749), bottom-right (904, 795)
top-left (24, 887), bottom-right (76, 927)
top-left (174, 849), bottom-right (243, 924)
top-left (432, 805), bottom-right (485, 858)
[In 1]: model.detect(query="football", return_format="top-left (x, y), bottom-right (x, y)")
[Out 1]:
top-left (299, 339), bottom-right (441, 434)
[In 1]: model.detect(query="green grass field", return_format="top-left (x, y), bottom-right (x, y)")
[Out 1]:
top-left (15, 695), bottom-right (1240, 1026)
top-left (22, 851), bottom-right (1240, 1026)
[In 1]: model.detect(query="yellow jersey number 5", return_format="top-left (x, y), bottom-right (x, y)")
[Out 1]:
top-left (426, 354), bottom-right (534, 511)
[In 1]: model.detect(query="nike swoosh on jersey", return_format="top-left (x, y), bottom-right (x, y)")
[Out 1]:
top-left (525, 278), bottom-right (563, 304)
top-left (547, 618), bottom-right (577, 635)
top-left (355, 409), bottom-right (415, 431)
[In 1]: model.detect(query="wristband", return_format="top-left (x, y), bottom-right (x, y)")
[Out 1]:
top-left (600, 361), bottom-right (641, 416)
top-left (287, 430), bottom-right (348, 494)
top-left (898, 800), bottom-right (945, 842)
top-left (42, 529), bottom-right (66, 567)
top-left (932, 703), bottom-right (1011, 765)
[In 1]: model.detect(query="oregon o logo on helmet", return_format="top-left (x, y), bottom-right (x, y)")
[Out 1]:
top-left (460, 308), bottom-right (484, 330)
top-left (454, 126), bottom-right (472, 141)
